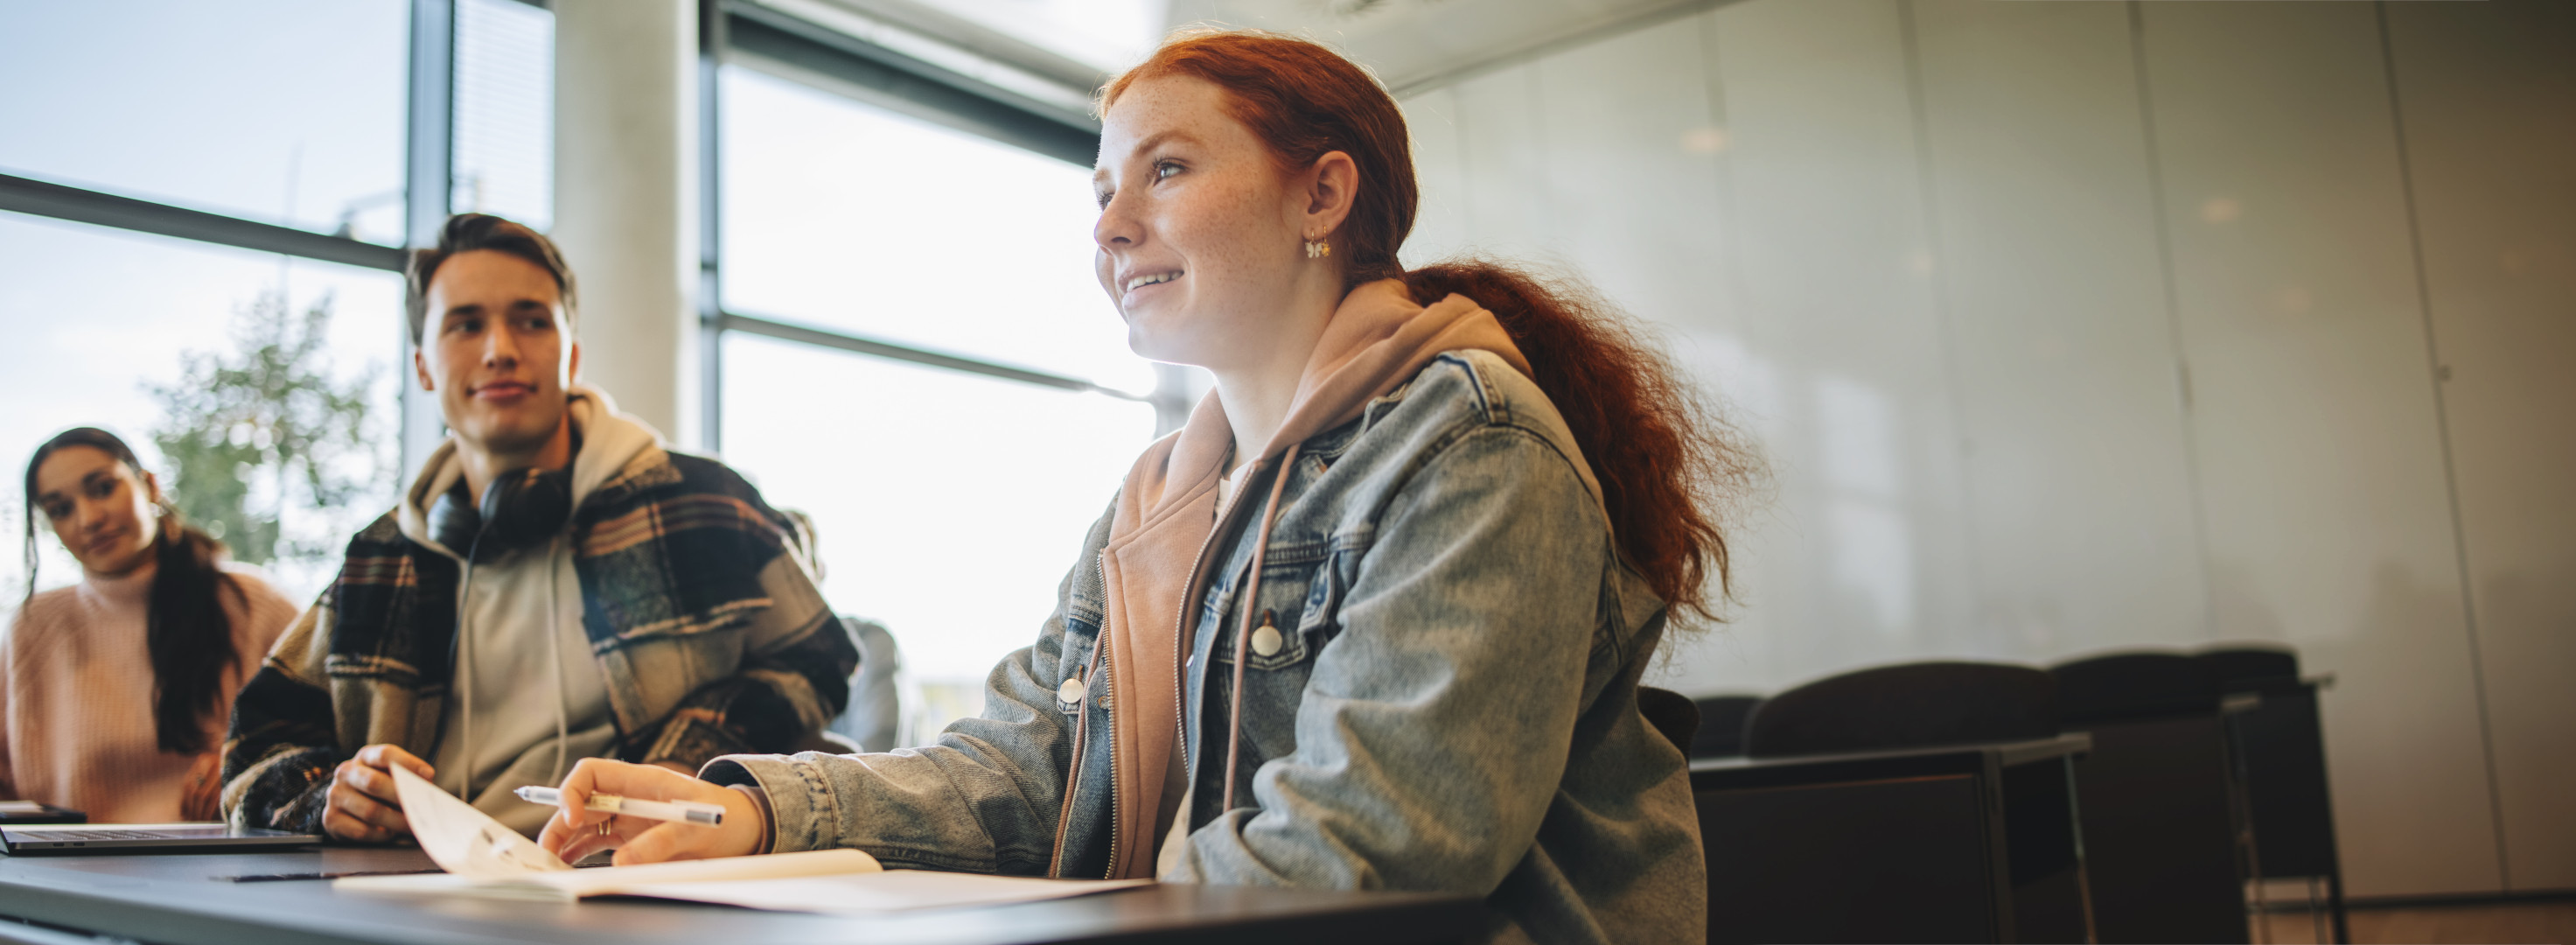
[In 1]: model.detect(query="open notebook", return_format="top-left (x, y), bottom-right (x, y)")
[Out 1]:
top-left (335, 766), bottom-right (1148, 914)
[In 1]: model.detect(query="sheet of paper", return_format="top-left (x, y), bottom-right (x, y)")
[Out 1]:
top-left (0, 801), bottom-right (51, 816)
top-left (389, 764), bottom-right (569, 878)
top-left (615, 872), bottom-right (1152, 914)
top-left (338, 850), bottom-right (884, 900)
top-left (350, 769), bottom-right (884, 903)
top-left (541, 850), bottom-right (881, 897)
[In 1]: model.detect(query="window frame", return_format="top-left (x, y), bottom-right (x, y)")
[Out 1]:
top-left (0, 0), bottom-right (1183, 472)
top-left (0, 0), bottom-right (501, 479)
top-left (698, 0), bottom-right (1187, 451)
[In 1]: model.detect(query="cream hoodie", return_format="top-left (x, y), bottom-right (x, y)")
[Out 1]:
top-left (394, 385), bottom-right (661, 836)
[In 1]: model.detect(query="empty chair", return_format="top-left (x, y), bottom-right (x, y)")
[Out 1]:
top-left (2202, 647), bottom-right (2299, 693)
top-left (1744, 662), bottom-right (2056, 758)
top-left (1687, 696), bottom-right (1760, 760)
top-left (2055, 652), bottom-right (2222, 724)
top-left (2199, 645), bottom-right (2349, 944)
top-left (2052, 651), bottom-right (2247, 944)
top-left (1709, 662), bottom-right (2090, 943)
top-left (827, 616), bottom-right (914, 752)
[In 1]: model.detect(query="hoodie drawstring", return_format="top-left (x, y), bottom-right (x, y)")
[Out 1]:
top-left (548, 538), bottom-right (569, 783)
top-left (452, 552), bottom-right (478, 798)
top-left (1218, 444), bottom-right (1299, 816)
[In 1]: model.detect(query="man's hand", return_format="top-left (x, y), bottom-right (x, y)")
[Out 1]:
top-left (325, 745), bottom-right (435, 842)
top-left (538, 759), bottom-right (766, 866)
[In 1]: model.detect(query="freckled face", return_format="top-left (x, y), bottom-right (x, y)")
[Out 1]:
top-left (1092, 76), bottom-right (1311, 371)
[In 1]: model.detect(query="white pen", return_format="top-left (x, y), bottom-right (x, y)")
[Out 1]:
top-left (513, 786), bottom-right (725, 826)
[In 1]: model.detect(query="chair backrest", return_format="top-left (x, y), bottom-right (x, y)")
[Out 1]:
top-left (828, 616), bottom-right (910, 752)
top-left (2051, 652), bottom-right (2221, 725)
top-left (2199, 645), bottom-right (2300, 694)
top-left (1688, 696), bottom-right (1762, 759)
top-left (1743, 662), bottom-right (2056, 759)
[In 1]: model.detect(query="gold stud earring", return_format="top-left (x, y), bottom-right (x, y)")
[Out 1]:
top-left (1304, 238), bottom-right (1331, 259)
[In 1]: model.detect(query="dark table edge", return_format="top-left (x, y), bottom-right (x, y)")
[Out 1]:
top-left (0, 859), bottom-right (1487, 945)
top-left (1691, 733), bottom-right (2088, 775)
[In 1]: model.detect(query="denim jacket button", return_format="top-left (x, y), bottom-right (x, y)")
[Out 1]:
top-left (1058, 676), bottom-right (1086, 705)
top-left (1251, 624), bottom-right (1284, 658)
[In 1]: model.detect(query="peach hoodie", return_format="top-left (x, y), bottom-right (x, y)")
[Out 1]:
top-left (1079, 278), bottom-right (1603, 878)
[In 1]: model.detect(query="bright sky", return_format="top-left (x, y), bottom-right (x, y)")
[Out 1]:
top-left (716, 65), bottom-right (1163, 682)
top-left (0, 0), bottom-right (410, 242)
top-left (0, 0), bottom-right (410, 609)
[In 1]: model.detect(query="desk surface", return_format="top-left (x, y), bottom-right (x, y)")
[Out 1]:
top-left (0, 847), bottom-right (1479, 945)
top-left (1690, 732), bottom-right (2091, 774)
top-left (1688, 733), bottom-right (2091, 790)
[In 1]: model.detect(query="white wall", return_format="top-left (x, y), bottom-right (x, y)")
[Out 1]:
top-left (1400, 0), bottom-right (2573, 898)
top-left (2382, 0), bottom-right (2576, 894)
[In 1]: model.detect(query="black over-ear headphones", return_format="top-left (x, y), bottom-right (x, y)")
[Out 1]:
top-left (428, 466), bottom-right (574, 560)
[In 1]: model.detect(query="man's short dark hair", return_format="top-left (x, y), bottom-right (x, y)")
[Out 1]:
top-left (405, 214), bottom-right (579, 346)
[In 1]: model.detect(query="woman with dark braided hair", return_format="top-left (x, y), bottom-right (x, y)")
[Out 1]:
top-left (4, 428), bottom-right (297, 822)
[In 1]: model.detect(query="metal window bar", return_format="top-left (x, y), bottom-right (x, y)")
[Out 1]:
top-left (402, 0), bottom-right (459, 483)
top-left (712, 311), bottom-right (1149, 402)
top-left (719, 0), bottom-right (1099, 166)
top-left (0, 173), bottom-right (406, 273)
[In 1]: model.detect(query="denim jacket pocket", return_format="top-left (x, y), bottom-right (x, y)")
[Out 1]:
top-left (1290, 548), bottom-right (1351, 650)
top-left (1213, 547), bottom-right (1353, 674)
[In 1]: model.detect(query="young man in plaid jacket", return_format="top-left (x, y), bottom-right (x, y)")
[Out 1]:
top-left (221, 214), bottom-right (856, 840)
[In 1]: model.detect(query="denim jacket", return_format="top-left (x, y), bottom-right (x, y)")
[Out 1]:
top-left (704, 350), bottom-right (1706, 943)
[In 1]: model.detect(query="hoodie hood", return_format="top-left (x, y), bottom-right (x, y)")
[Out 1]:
top-left (395, 384), bottom-right (667, 558)
top-left (1079, 278), bottom-right (1544, 878)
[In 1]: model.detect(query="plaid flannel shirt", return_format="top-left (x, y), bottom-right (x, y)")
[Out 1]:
top-left (220, 451), bottom-right (857, 835)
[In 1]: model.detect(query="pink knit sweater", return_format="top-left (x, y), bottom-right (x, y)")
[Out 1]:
top-left (1, 562), bottom-right (297, 822)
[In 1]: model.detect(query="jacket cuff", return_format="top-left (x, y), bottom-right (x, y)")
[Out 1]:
top-left (701, 754), bottom-right (832, 855)
top-left (725, 785), bottom-right (776, 855)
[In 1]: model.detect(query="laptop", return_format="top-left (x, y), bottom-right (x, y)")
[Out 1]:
top-left (0, 800), bottom-right (83, 825)
top-left (0, 822), bottom-right (320, 854)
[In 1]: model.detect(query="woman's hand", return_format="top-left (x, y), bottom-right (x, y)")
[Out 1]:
top-left (537, 758), bottom-right (767, 866)
top-left (180, 752), bottom-right (223, 822)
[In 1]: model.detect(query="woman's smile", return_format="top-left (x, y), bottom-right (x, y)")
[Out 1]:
top-left (1122, 270), bottom-right (1185, 307)
top-left (1124, 270), bottom-right (1183, 294)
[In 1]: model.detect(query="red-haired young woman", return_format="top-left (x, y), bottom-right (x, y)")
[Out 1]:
top-left (541, 29), bottom-right (1751, 943)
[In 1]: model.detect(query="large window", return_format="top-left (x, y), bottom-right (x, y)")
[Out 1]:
top-left (3, 0), bottom-right (1155, 734)
top-left (721, 67), bottom-right (1148, 394)
top-left (0, 218), bottom-right (404, 601)
top-left (450, 0), bottom-right (555, 229)
top-left (0, 0), bottom-right (549, 610)
top-left (0, 0), bottom-right (410, 244)
top-left (715, 61), bottom-right (1159, 727)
